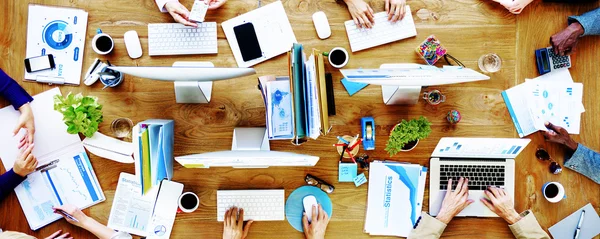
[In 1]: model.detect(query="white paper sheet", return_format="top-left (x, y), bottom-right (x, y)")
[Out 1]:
top-left (108, 173), bottom-right (158, 237)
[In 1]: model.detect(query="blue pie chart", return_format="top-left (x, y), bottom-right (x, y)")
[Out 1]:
top-left (42, 20), bottom-right (73, 50)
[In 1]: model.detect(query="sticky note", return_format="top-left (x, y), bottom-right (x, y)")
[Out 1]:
top-left (353, 173), bottom-right (367, 187)
top-left (339, 163), bottom-right (358, 182)
top-left (341, 78), bottom-right (368, 96)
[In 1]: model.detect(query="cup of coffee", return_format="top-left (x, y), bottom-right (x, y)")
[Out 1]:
top-left (178, 192), bottom-right (200, 213)
top-left (542, 182), bottom-right (566, 203)
top-left (92, 29), bottom-right (114, 55)
top-left (327, 47), bottom-right (349, 68)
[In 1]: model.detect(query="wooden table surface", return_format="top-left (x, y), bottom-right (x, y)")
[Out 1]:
top-left (1, 0), bottom-right (599, 238)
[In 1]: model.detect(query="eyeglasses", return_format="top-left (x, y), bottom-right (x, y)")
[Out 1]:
top-left (535, 148), bottom-right (562, 174)
top-left (305, 174), bottom-right (335, 194)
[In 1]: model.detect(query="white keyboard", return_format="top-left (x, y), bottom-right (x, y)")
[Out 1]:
top-left (148, 23), bottom-right (217, 56)
top-left (344, 6), bottom-right (417, 52)
top-left (217, 190), bottom-right (285, 221)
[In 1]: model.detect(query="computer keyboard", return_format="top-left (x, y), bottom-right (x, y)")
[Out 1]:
top-left (439, 164), bottom-right (505, 190)
top-left (217, 189), bottom-right (285, 221)
top-left (148, 23), bottom-right (217, 56)
top-left (344, 6), bottom-right (417, 52)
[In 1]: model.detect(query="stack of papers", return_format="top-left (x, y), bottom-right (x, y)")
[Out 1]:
top-left (132, 120), bottom-right (174, 194)
top-left (502, 69), bottom-right (584, 137)
top-left (364, 161), bottom-right (427, 237)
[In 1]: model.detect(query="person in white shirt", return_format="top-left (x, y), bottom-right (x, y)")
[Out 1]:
top-left (154, 0), bottom-right (227, 27)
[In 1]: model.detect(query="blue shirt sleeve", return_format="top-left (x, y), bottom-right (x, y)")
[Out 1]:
top-left (0, 169), bottom-right (26, 201)
top-left (0, 69), bottom-right (33, 110)
top-left (564, 144), bottom-right (600, 184)
top-left (568, 8), bottom-right (600, 36)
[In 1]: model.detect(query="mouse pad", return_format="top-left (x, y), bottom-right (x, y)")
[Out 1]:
top-left (285, 186), bottom-right (333, 232)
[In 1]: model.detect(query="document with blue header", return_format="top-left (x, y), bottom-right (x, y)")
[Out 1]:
top-left (364, 161), bottom-right (427, 237)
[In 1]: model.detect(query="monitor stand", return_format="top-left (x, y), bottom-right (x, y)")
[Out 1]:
top-left (380, 64), bottom-right (422, 105)
top-left (172, 61), bottom-right (214, 104)
top-left (231, 127), bottom-right (270, 151)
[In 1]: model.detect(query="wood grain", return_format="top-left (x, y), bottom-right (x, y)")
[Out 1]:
top-left (0, 0), bottom-right (598, 238)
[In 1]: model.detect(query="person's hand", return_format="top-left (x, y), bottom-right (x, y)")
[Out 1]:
top-left (344, 0), bottom-right (374, 28)
top-left (207, 0), bottom-right (227, 10)
top-left (44, 230), bottom-right (72, 239)
top-left (14, 103), bottom-right (35, 146)
top-left (543, 121), bottom-right (578, 151)
top-left (435, 177), bottom-right (474, 224)
top-left (165, 1), bottom-right (198, 27)
top-left (493, 0), bottom-right (534, 14)
top-left (480, 187), bottom-right (521, 224)
top-left (550, 22), bottom-right (585, 56)
top-left (53, 204), bottom-right (89, 228)
top-left (223, 207), bottom-right (253, 239)
top-left (13, 143), bottom-right (37, 177)
top-left (302, 204), bottom-right (330, 239)
top-left (385, 0), bottom-right (406, 22)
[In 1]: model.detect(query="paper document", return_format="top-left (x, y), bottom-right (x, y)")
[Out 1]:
top-left (222, 1), bottom-right (297, 67)
top-left (83, 132), bottom-right (134, 164)
top-left (305, 55), bottom-right (321, 139)
top-left (0, 88), bottom-right (105, 230)
top-left (267, 80), bottom-right (294, 137)
top-left (25, 5), bottom-right (88, 85)
top-left (108, 173), bottom-right (159, 237)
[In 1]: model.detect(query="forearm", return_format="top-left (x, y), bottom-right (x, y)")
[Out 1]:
top-left (80, 217), bottom-right (118, 239)
top-left (564, 144), bottom-right (600, 184)
top-left (408, 213), bottom-right (447, 239)
top-left (0, 169), bottom-right (26, 201)
top-left (155, 0), bottom-right (178, 12)
top-left (568, 8), bottom-right (600, 36)
top-left (508, 211), bottom-right (550, 239)
top-left (0, 69), bottom-right (33, 110)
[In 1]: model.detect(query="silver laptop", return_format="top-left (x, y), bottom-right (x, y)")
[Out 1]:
top-left (429, 137), bottom-right (530, 217)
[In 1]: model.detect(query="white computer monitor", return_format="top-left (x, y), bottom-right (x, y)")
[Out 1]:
top-left (108, 62), bottom-right (256, 104)
top-left (340, 64), bottom-right (490, 105)
top-left (174, 128), bottom-right (320, 168)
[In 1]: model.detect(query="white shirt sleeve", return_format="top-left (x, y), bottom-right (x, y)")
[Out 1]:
top-left (110, 231), bottom-right (133, 239)
top-left (155, 0), bottom-right (179, 13)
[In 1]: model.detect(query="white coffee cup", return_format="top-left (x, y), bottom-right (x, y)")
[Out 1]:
top-left (542, 182), bottom-right (566, 203)
top-left (178, 192), bottom-right (200, 213)
top-left (327, 47), bottom-right (349, 68)
top-left (92, 29), bottom-right (114, 55)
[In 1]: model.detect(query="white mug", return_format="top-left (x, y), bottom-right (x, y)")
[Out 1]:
top-left (542, 182), bottom-right (566, 203)
top-left (92, 29), bottom-right (114, 55)
top-left (178, 192), bottom-right (200, 213)
top-left (327, 47), bottom-right (349, 68)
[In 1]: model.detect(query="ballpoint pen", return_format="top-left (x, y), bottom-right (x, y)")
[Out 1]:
top-left (35, 159), bottom-right (60, 173)
top-left (574, 210), bottom-right (585, 239)
top-left (54, 209), bottom-right (80, 223)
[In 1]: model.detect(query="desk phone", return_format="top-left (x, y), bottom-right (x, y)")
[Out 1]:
top-left (535, 47), bottom-right (571, 75)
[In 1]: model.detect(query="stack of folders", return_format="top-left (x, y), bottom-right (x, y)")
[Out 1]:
top-left (132, 119), bottom-right (175, 195)
top-left (257, 43), bottom-right (330, 144)
top-left (364, 161), bottom-right (427, 237)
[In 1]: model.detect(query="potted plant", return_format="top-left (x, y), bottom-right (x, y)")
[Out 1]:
top-left (385, 116), bottom-right (431, 156)
top-left (53, 92), bottom-right (104, 138)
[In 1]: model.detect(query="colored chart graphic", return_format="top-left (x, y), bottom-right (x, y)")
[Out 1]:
top-left (22, 178), bottom-right (55, 221)
top-left (124, 202), bottom-right (152, 231)
top-left (42, 20), bottom-right (73, 50)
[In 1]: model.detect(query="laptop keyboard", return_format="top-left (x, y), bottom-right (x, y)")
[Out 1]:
top-left (439, 164), bottom-right (505, 190)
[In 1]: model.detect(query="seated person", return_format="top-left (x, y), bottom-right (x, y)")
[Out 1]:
top-left (550, 8), bottom-right (600, 55)
top-left (341, 0), bottom-right (408, 28)
top-left (0, 69), bottom-right (38, 202)
top-left (154, 0), bottom-right (228, 27)
top-left (223, 205), bottom-right (330, 239)
top-left (409, 177), bottom-right (550, 239)
top-left (543, 122), bottom-right (600, 184)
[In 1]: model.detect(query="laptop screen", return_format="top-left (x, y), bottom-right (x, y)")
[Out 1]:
top-left (431, 137), bottom-right (531, 159)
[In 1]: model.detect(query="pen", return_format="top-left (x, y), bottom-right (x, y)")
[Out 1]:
top-left (35, 159), bottom-right (59, 172)
top-left (345, 148), bottom-right (357, 164)
top-left (55, 209), bottom-right (79, 223)
top-left (339, 145), bottom-right (347, 162)
top-left (336, 136), bottom-right (350, 144)
top-left (333, 143), bottom-right (347, 147)
top-left (348, 138), bottom-right (363, 150)
top-left (574, 210), bottom-right (585, 239)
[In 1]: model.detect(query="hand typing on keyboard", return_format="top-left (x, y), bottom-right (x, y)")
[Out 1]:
top-left (435, 177), bottom-right (474, 224)
top-left (385, 0), bottom-right (407, 22)
top-left (223, 206), bottom-right (253, 239)
top-left (342, 0), bottom-right (375, 28)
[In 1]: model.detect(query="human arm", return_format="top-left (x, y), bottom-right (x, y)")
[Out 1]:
top-left (53, 205), bottom-right (131, 239)
top-left (542, 122), bottom-right (600, 184)
top-left (155, 0), bottom-right (198, 27)
top-left (207, 0), bottom-right (227, 10)
top-left (550, 8), bottom-right (600, 55)
top-left (480, 187), bottom-right (550, 239)
top-left (385, 0), bottom-right (406, 22)
top-left (0, 143), bottom-right (37, 201)
top-left (408, 177), bottom-right (473, 239)
top-left (223, 207), bottom-right (253, 239)
top-left (568, 8), bottom-right (600, 36)
top-left (0, 69), bottom-right (35, 144)
top-left (343, 0), bottom-right (375, 28)
top-left (302, 204), bottom-right (330, 239)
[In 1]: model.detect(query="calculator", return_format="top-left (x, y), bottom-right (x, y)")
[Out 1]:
top-left (535, 47), bottom-right (571, 75)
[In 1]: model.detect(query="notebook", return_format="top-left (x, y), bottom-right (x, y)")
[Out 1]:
top-left (549, 203), bottom-right (600, 239)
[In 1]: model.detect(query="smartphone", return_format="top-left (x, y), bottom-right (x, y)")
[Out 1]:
top-left (24, 54), bottom-right (55, 73)
top-left (233, 23), bottom-right (262, 62)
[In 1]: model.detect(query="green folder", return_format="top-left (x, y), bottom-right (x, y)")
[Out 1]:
top-left (292, 43), bottom-right (306, 138)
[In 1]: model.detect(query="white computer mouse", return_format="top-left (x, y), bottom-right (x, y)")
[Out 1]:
top-left (312, 11), bottom-right (331, 40)
top-left (124, 30), bottom-right (142, 59)
top-left (303, 195), bottom-right (318, 223)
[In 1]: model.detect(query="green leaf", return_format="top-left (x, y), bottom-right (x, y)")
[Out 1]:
top-left (66, 124), bottom-right (78, 134)
top-left (385, 116), bottom-right (431, 157)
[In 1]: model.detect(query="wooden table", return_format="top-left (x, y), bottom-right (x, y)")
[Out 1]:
top-left (1, 0), bottom-right (598, 238)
